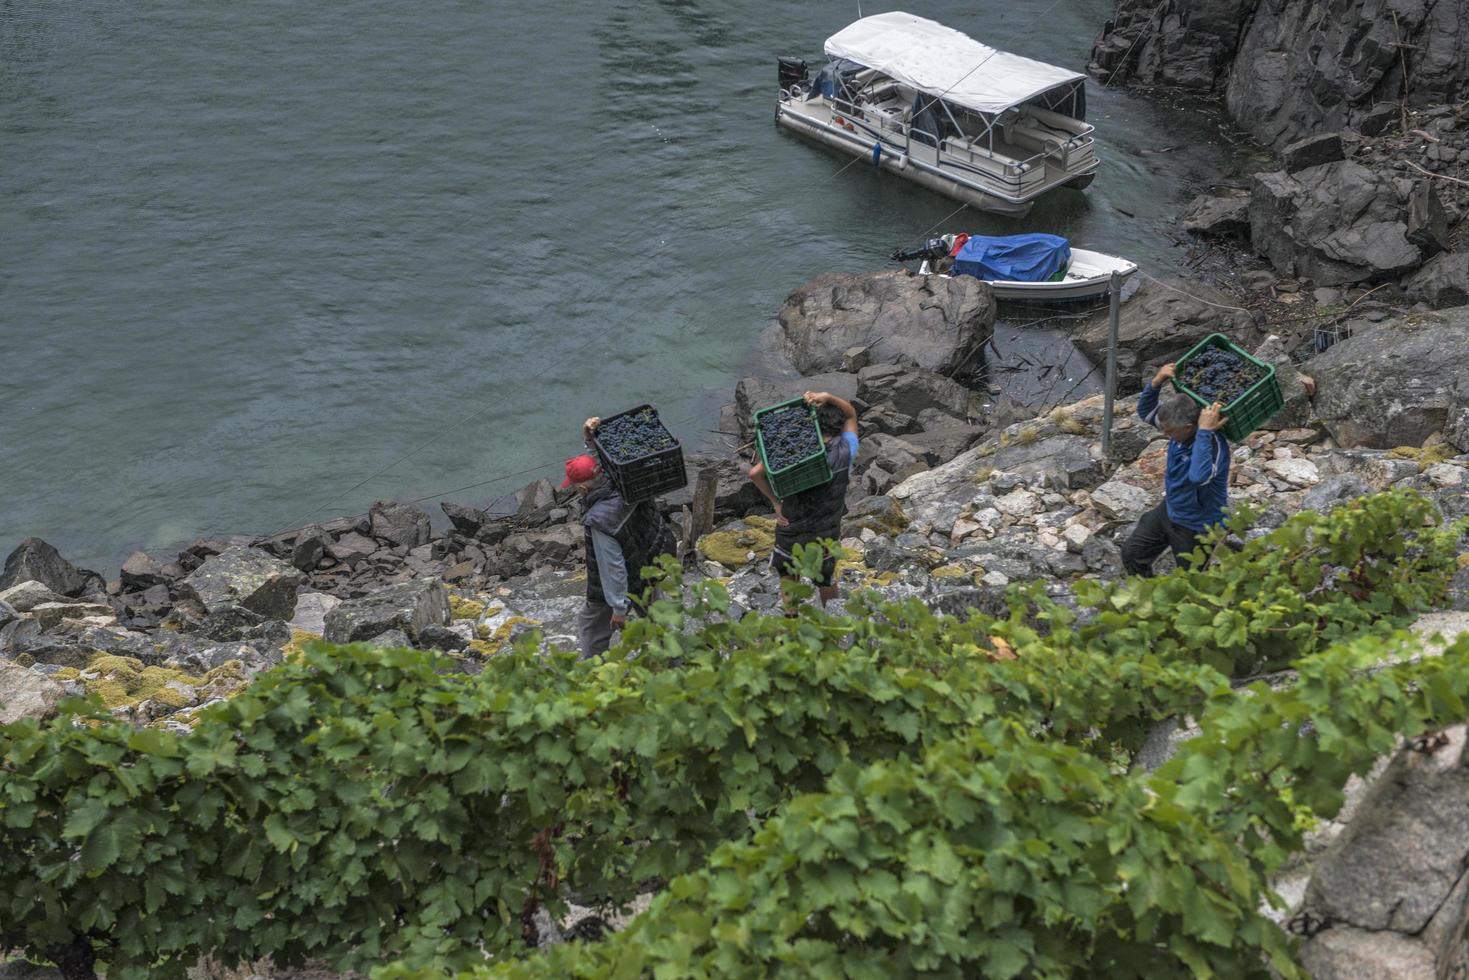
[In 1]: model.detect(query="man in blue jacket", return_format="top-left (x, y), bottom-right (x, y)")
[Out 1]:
top-left (1122, 362), bottom-right (1231, 576)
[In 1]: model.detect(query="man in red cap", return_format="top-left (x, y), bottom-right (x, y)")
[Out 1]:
top-left (564, 417), bottom-right (674, 659)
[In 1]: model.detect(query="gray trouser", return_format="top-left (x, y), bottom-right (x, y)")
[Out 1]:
top-left (577, 599), bottom-right (616, 660)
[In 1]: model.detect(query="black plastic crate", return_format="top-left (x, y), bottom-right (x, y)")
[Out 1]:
top-left (591, 404), bottom-right (688, 503)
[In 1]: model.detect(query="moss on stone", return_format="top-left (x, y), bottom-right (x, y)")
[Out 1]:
top-left (849, 500), bottom-right (910, 538)
top-left (448, 595), bottom-right (489, 621)
top-left (1458, 554), bottom-right (1469, 570)
top-left (1388, 443), bottom-right (1457, 470)
top-left (282, 629), bottom-right (321, 662)
top-left (476, 615), bottom-right (540, 657)
top-left (82, 654), bottom-right (206, 711)
top-left (930, 564), bottom-right (969, 579)
top-left (699, 518), bottom-right (777, 569)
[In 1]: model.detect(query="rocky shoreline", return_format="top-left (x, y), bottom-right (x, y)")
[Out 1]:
top-left (3, 278), bottom-right (1466, 724)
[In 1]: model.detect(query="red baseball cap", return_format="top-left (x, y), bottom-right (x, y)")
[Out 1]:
top-left (561, 454), bottom-right (599, 488)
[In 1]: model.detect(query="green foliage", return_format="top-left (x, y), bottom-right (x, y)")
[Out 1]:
top-left (428, 631), bottom-right (1469, 980)
top-left (0, 491), bottom-right (1464, 978)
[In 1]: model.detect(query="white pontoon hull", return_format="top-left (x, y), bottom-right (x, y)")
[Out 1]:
top-left (780, 103), bottom-right (1007, 216)
top-left (920, 247), bottom-right (1137, 301)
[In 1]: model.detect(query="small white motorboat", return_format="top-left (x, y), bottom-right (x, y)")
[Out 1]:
top-left (898, 232), bottom-right (1136, 301)
top-left (776, 12), bottom-right (1099, 217)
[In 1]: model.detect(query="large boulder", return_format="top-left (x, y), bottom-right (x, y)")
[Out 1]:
top-left (1250, 163), bottom-right (1420, 286)
top-left (1449, 406), bottom-right (1469, 454)
top-left (328, 531), bottom-right (379, 565)
top-left (1179, 189), bottom-right (1250, 238)
top-left (1309, 312), bottom-right (1469, 449)
top-left (1404, 252), bottom-right (1469, 310)
top-left (441, 501), bottom-right (491, 536)
top-left (902, 421), bottom-right (989, 465)
top-left (0, 538), bottom-right (104, 598)
top-left (119, 551), bottom-right (169, 591)
top-left (1074, 277), bottom-right (1259, 395)
top-left (0, 581), bottom-right (68, 613)
top-left (1297, 726), bottom-right (1469, 979)
top-left (1406, 180), bottom-right (1451, 257)
top-left (1087, 0), bottom-right (1256, 91)
top-left (0, 663), bottom-right (65, 725)
top-left (776, 270), bottom-right (994, 379)
top-left (288, 592), bottom-right (341, 634)
top-left (856, 363), bottom-right (975, 421)
top-left (369, 500), bottom-right (431, 549)
top-left (1091, 0), bottom-right (1469, 151)
top-left (322, 579), bottom-right (450, 644)
top-left (1225, 0), bottom-right (1469, 149)
top-left (733, 372), bottom-right (859, 443)
top-left (1280, 132), bottom-right (1344, 173)
top-left (497, 524), bottom-right (582, 570)
top-left (177, 546), bottom-right (306, 620)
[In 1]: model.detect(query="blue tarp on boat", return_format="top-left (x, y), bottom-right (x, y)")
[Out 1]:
top-left (952, 233), bottom-right (1071, 282)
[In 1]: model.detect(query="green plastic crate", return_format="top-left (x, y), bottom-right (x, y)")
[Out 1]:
top-left (1171, 333), bottom-right (1284, 443)
top-left (753, 398), bottom-right (832, 499)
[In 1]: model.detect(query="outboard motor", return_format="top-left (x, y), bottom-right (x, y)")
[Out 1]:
top-left (891, 237), bottom-right (952, 263)
top-left (778, 57), bottom-right (808, 92)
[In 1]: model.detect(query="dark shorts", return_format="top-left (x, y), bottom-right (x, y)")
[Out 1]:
top-left (770, 532), bottom-right (838, 587)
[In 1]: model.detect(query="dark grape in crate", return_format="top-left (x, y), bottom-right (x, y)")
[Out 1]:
top-left (591, 404), bottom-right (687, 502)
top-left (753, 399), bottom-right (832, 499)
top-left (1171, 333), bottom-right (1284, 443)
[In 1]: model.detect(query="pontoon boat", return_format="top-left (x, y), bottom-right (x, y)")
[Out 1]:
top-left (776, 12), bottom-right (1098, 216)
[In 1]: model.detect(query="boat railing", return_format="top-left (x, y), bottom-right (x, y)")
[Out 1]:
top-left (1001, 131), bottom-right (1094, 174)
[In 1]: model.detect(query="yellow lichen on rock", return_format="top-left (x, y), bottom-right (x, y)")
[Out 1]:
top-left (847, 500), bottom-right (910, 537)
top-left (476, 615), bottom-right (540, 656)
top-left (466, 639), bottom-right (497, 658)
top-left (282, 629), bottom-right (321, 662)
top-left (448, 595), bottom-right (489, 621)
top-left (698, 517), bottom-right (778, 569)
top-left (1388, 443), bottom-right (1457, 471)
top-left (930, 564), bottom-right (969, 579)
top-left (83, 654), bottom-right (206, 711)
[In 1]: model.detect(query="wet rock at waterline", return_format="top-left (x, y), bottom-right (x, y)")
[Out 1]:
top-left (369, 500), bottom-right (432, 549)
top-left (176, 546), bottom-right (306, 621)
top-left (0, 538), bottom-right (105, 598)
top-left (776, 269), bottom-right (994, 380)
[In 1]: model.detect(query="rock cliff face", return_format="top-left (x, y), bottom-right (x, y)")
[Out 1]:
top-left (1091, 0), bottom-right (1469, 149)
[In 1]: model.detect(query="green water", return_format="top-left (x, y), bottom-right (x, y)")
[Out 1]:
top-left (0, 0), bottom-right (1242, 571)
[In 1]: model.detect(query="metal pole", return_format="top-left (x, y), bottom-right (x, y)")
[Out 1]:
top-left (1101, 270), bottom-right (1121, 455)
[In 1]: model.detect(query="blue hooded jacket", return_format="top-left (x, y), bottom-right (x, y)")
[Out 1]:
top-left (1137, 382), bottom-right (1231, 531)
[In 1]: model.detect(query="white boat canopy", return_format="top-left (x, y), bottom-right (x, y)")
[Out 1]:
top-left (824, 11), bottom-right (1085, 116)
